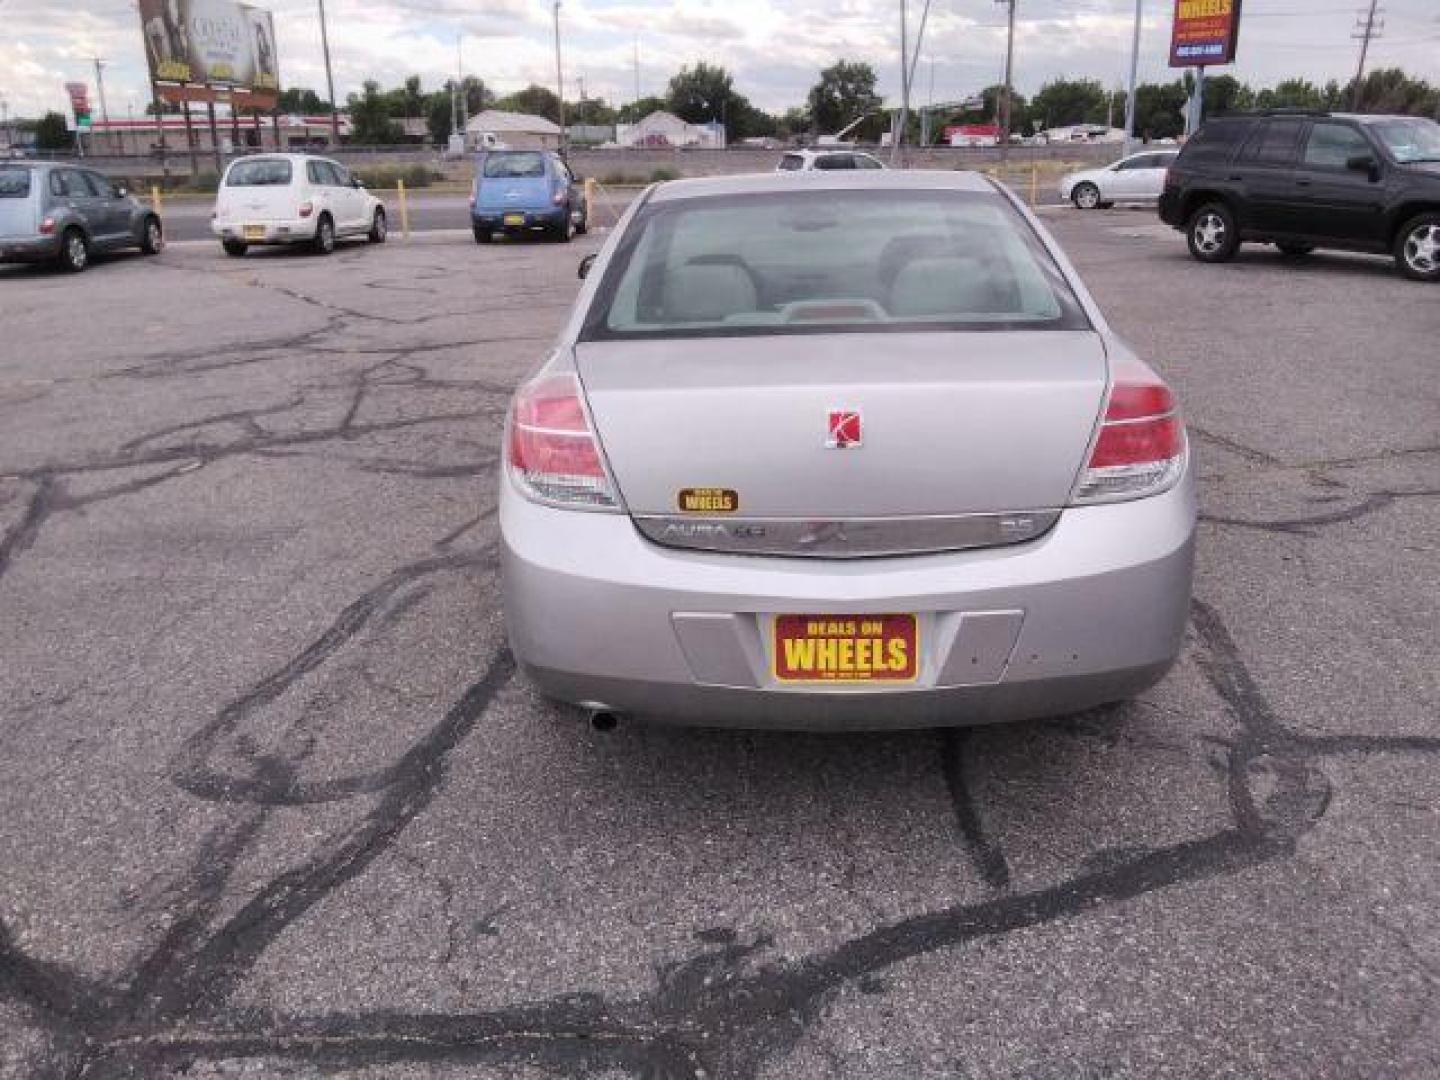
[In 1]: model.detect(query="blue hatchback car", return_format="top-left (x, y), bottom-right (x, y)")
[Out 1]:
top-left (471, 150), bottom-right (588, 244)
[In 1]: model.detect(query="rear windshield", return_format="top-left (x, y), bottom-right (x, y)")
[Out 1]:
top-left (225, 159), bottom-right (293, 186)
top-left (581, 189), bottom-right (1088, 340)
top-left (482, 152), bottom-right (545, 179)
top-left (0, 167), bottom-right (30, 198)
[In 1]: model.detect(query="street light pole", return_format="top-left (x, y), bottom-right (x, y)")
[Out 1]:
top-left (318, 0), bottom-right (339, 145)
top-left (1123, 0), bottom-right (1142, 152)
top-left (997, 0), bottom-right (1016, 163)
top-left (553, 1), bottom-right (567, 157)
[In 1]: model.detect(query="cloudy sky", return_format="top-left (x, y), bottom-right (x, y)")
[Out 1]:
top-left (1, 0), bottom-right (1436, 121)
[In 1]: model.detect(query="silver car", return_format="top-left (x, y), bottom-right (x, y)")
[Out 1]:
top-left (1059, 150), bottom-right (1180, 210)
top-left (0, 162), bottom-right (164, 272)
top-left (500, 171), bottom-right (1195, 730)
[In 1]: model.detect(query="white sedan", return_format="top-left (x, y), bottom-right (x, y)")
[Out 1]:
top-left (1059, 149), bottom-right (1179, 210)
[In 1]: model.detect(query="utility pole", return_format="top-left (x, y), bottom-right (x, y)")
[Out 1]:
top-left (996, 0), bottom-right (1017, 163)
top-left (553, 1), bottom-right (567, 156)
top-left (453, 34), bottom-right (464, 143)
top-left (93, 58), bottom-right (111, 154)
top-left (1350, 0), bottom-right (1383, 111)
top-left (892, 0), bottom-right (909, 163)
top-left (633, 38), bottom-right (641, 105)
top-left (318, 0), bottom-right (339, 145)
top-left (1123, 0), bottom-right (1142, 152)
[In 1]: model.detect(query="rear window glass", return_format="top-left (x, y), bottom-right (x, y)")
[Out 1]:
top-left (1181, 119), bottom-right (1247, 164)
top-left (778, 154), bottom-right (804, 171)
top-left (226, 159), bottom-right (293, 186)
top-left (1237, 121), bottom-right (1305, 166)
top-left (482, 152), bottom-right (545, 178)
top-left (583, 190), bottom-right (1088, 340)
top-left (0, 167), bottom-right (30, 198)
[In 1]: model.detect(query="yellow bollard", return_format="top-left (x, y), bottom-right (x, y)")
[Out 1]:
top-left (1029, 164), bottom-right (1038, 206)
top-left (397, 178), bottom-right (410, 241)
top-left (151, 185), bottom-right (163, 217)
top-left (584, 177), bottom-right (596, 228)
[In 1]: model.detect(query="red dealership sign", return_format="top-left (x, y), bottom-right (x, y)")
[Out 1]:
top-left (1169, 0), bottom-right (1243, 67)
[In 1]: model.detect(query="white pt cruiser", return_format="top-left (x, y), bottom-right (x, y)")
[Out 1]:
top-left (212, 153), bottom-right (387, 256)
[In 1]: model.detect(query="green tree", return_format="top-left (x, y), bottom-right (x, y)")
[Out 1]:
top-left (1203, 74), bottom-right (1251, 116)
top-left (667, 63), bottom-right (737, 126)
top-left (461, 77), bottom-right (493, 117)
top-left (277, 87), bottom-right (330, 113)
top-left (1030, 78), bottom-right (1106, 129)
top-left (1132, 80), bottom-right (1188, 141)
top-left (495, 84), bottom-right (561, 122)
top-left (776, 106), bottom-right (811, 140)
top-left (616, 95), bottom-right (668, 123)
top-left (807, 60), bottom-right (882, 139)
top-left (348, 81), bottom-right (402, 144)
top-left (34, 111), bottom-right (70, 150)
top-left (1346, 67), bottom-right (1437, 115)
top-left (427, 92), bottom-right (455, 144)
top-left (1255, 78), bottom-right (1324, 110)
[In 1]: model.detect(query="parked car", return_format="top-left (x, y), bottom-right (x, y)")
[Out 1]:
top-left (470, 150), bottom-right (587, 243)
top-left (211, 153), bottom-right (387, 257)
top-left (1159, 110), bottom-right (1440, 282)
top-left (1059, 149), bottom-right (1179, 209)
top-left (777, 149), bottom-right (887, 172)
top-left (0, 162), bottom-right (163, 272)
top-left (500, 171), bottom-right (1194, 730)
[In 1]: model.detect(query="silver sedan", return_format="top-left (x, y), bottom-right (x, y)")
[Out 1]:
top-left (1059, 149), bottom-right (1180, 210)
top-left (500, 171), bottom-right (1195, 730)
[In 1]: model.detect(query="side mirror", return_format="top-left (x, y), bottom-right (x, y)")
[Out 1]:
top-left (1346, 153), bottom-right (1378, 178)
top-left (578, 253), bottom-right (597, 280)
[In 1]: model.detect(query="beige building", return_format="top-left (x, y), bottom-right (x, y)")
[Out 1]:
top-left (464, 110), bottom-right (562, 151)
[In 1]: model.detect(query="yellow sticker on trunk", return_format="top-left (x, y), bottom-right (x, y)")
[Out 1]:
top-left (678, 488), bottom-right (738, 513)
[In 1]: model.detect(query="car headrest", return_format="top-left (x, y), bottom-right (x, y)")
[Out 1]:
top-left (663, 262), bottom-right (758, 322)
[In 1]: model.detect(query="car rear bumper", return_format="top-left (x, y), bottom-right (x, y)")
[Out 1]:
top-left (0, 235), bottom-right (61, 262)
top-left (212, 219), bottom-right (318, 244)
top-left (472, 207), bottom-right (567, 232)
top-left (1158, 191), bottom-right (1184, 228)
top-left (500, 464), bottom-right (1197, 730)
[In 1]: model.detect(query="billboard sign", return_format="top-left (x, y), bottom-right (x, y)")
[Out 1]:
top-left (139, 0), bottom-right (279, 90)
top-left (1169, 0), bottom-right (1243, 67)
top-left (65, 82), bottom-right (92, 128)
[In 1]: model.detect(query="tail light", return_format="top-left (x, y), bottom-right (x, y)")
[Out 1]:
top-left (298, 201), bottom-right (314, 218)
top-left (1071, 364), bottom-right (1186, 505)
top-left (468, 195), bottom-right (476, 209)
top-left (38, 217), bottom-right (56, 235)
top-left (552, 189), bottom-right (567, 206)
top-left (506, 373), bottom-right (620, 510)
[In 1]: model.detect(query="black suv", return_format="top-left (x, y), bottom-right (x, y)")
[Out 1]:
top-left (1159, 110), bottom-right (1440, 282)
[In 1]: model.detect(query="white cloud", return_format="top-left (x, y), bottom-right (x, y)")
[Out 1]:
top-left (0, 0), bottom-right (1435, 120)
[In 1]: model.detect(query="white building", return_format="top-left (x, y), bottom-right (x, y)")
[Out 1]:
top-left (464, 110), bottom-right (562, 151)
top-left (614, 110), bottom-right (724, 149)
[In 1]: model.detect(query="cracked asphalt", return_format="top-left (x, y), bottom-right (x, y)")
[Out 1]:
top-left (1, 208), bottom-right (1437, 1080)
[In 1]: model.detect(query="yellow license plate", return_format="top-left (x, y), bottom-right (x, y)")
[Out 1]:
top-left (773, 614), bottom-right (919, 683)
top-left (243, 225), bottom-right (265, 241)
top-left (503, 213), bottom-right (525, 227)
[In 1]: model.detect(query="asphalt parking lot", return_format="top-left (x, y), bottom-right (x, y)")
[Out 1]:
top-left (1, 208), bottom-right (1437, 1079)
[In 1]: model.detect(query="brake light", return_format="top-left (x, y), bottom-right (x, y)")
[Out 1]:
top-left (298, 201), bottom-right (314, 218)
top-left (552, 189), bottom-right (567, 206)
top-left (506, 373), bottom-right (620, 510)
top-left (38, 217), bottom-right (55, 235)
top-left (1071, 364), bottom-right (1186, 504)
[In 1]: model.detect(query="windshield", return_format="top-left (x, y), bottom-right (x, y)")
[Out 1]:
top-left (482, 152), bottom-right (546, 179)
top-left (226, 159), bottom-right (293, 186)
top-left (1371, 118), bottom-right (1440, 164)
top-left (583, 189), bottom-right (1088, 340)
top-left (0, 166), bottom-right (30, 198)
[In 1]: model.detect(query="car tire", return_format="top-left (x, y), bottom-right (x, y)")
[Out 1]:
top-left (58, 228), bottom-right (89, 273)
top-left (1394, 213), bottom-right (1440, 283)
top-left (140, 216), bottom-right (164, 255)
top-left (474, 226), bottom-right (492, 244)
top-left (552, 214), bottom-right (575, 243)
top-left (222, 239), bottom-right (248, 257)
top-left (368, 208), bottom-right (387, 244)
top-left (1072, 183), bottom-right (1101, 210)
top-left (312, 214), bottom-right (335, 255)
top-left (1276, 242), bottom-right (1314, 257)
top-left (1186, 202), bottom-right (1240, 263)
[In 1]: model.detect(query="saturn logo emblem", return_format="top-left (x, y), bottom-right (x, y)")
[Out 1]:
top-left (826, 409), bottom-right (862, 449)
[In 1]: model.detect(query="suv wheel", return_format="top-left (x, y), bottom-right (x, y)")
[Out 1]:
top-left (140, 216), bottom-right (164, 255)
top-left (58, 228), bottom-right (89, 273)
top-left (1187, 202), bottom-right (1239, 263)
top-left (312, 214), bottom-right (335, 255)
top-left (1395, 214), bottom-right (1440, 282)
top-left (1072, 183), bottom-right (1101, 210)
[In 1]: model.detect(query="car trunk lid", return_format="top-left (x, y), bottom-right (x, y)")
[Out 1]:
top-left (478, 175), bottom-right (552, 211)
top-left (0, 168), bottom-right (37, 238)
top-left (575, 331), bottom-right (1108, 556)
